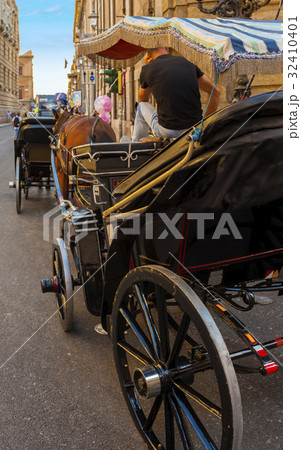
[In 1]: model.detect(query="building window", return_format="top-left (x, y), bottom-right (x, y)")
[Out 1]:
top-left (19, 88), bottom-right (23, 99)
top-left (19, 66), bottom-right (23, 76)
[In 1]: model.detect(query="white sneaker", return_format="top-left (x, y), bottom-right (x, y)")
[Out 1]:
top-left (119, 135), bottom-right (131, 143)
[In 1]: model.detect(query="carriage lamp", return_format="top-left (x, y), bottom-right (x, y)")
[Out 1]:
top-left (76, 57), bottom-right (84, 70)
top-left (88, 11), bottom-right (99, 31)
top-left (197, 0), bottom-right (271, 18)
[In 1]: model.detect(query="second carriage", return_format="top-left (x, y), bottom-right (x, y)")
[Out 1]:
top-left (9, 117), bottom-right (55, 213)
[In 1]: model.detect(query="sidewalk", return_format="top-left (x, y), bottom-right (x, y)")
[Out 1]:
top-left (0, 122), bottom-right (12, 128)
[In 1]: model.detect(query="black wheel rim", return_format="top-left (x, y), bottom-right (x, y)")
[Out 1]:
top-left (24, 166), bottom-right (29, 199)
top-left (15, 157), bottom-right (22, 214)
top-left (112, 266), bottom-right (242, 450)
top-left (53, 248), bottom-right (67, 321)
top-left (52, 239), bottom-right (74, 331)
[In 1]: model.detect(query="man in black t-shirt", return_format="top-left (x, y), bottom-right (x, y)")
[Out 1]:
top-left (132, 47), bottom-right (220, 142)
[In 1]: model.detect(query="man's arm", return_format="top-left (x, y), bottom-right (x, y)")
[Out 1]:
top-left (138, 86), bottom-right (152, 102)
top-left (198, 74), bottom-right (220, 118)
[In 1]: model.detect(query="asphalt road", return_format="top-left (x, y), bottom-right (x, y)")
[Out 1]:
top-left (0, 124), bottom-right (282, 449)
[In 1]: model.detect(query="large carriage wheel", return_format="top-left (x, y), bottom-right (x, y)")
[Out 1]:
top-left (112, 265), bottom-right (242, 449)
top-left (52, 238), bottom-right (74, 331)
top-left (15, 156), bottom-right (22, 214)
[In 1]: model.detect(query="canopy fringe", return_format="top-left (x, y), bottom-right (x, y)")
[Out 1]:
top-left (75, 17), bottom-right (283, 81)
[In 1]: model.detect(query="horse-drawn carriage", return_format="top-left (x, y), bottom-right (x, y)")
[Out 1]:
top-left (41, 16), bottom-right (283, 449)
top-left (9, 117), bottom-right (55, 213)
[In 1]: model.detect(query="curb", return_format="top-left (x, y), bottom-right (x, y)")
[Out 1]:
top-left (0, 123), bottom-right (12, 128)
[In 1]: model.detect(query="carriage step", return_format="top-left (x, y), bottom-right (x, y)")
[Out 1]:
top-left (73, 213), bottom-right (97, 220)
top-left (74, 220), bottom-right (98, 226)
top-left (73, 216), bottom-right (99, 233)
top-left (75, 228), bottom-right (99, 233)
top-left (74, 223), bottom-right (98, 231)
top-left (73, 216), bottom-right (97, 221)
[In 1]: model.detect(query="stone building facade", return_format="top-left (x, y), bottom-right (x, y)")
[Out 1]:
top-left (163, 0), bottom-right (282, 20)
top-left (0, 0), bottom-right (19, 123)
top-left (19, 50), bottom-right (34, 112)
top-left (73, 0), bottom-right (283, 139)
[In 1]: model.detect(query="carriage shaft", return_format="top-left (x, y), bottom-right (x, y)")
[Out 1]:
top-left (230, 338), bottom-right (283, 362)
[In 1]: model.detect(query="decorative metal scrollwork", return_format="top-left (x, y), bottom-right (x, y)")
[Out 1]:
top-left (198, 0), bottom-right (271, 18)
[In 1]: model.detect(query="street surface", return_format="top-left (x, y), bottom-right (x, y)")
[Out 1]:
top-left (0, 124), bottom-right (282, 449)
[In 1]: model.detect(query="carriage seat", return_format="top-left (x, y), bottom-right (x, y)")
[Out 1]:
top-left (72, 141), bottom-right (164, 175)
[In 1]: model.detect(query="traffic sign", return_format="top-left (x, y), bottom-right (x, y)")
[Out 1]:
top-left (88, 71), bottom-right (96, 84)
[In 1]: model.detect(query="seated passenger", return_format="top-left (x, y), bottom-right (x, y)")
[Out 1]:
top-left (132, 47), bottom-right (220, 142)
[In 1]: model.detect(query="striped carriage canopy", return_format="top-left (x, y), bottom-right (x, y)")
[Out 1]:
top-left (76, 16), bottom-right (283, 81)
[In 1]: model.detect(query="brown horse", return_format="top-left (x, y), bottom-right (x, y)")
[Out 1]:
top-left (52, 109), bottom-right (116, 198)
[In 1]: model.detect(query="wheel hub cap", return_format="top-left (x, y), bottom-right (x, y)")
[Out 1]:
top-left (133, 365), bottom-right (163, 399)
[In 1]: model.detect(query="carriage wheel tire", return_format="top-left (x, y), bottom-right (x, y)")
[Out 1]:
top-left (24, 166), bottom-right (29, 199)
top-left (112, 265), bottom-right (243, 450)
top-left (52, 238), bottom-right (74, 331)
top-left (15, 157), bottom-right (22, 214)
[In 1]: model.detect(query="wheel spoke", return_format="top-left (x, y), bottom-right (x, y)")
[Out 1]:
top-left (168, 393), bottom-right (192, 449)
top-left (53, 252), bottom-right (59, 275)
top-left (120, 307), bottom-right (157, 362)
top-left (167, 312), bottom-right (190, 368)
top-left (143, 395), bottom-right (163, 432)
top-left (117, 340), bottom-right (153, 366)
top-left (174, 381), bottom-right (222, 420)
top-left (164, 395), bottom-right (175, 449)
top-left (171, 360), bottom-right (214, 379)
top-left (172, 387), bottom-right (218, 449)
top-left (134, 284), bottom-right (160, 360)
top-left (155, 285), bottom-right (170, 361)
top-left (58, 258), bottom-right (63, 279)
top-left (168, 313), bottom-right (200, 352)
top-left (60, 283), bottom-right (66, 295)
top-left (56, 295), bottom-right (64, 319)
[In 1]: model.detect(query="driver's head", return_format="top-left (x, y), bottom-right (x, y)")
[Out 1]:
top-left (145, 47), bottom-right (169, 63)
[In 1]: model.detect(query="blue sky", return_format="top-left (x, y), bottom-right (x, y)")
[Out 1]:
top-left (17, 0), bottom-right (75, 95)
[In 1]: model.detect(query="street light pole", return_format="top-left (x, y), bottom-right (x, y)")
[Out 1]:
top-left (88, 9), bottom-right (99, 112)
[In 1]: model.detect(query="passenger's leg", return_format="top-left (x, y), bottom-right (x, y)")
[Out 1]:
top-left (132, 102), bottom-right (188, 141)
top-left (132, 102), bottom-right (158, 142)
